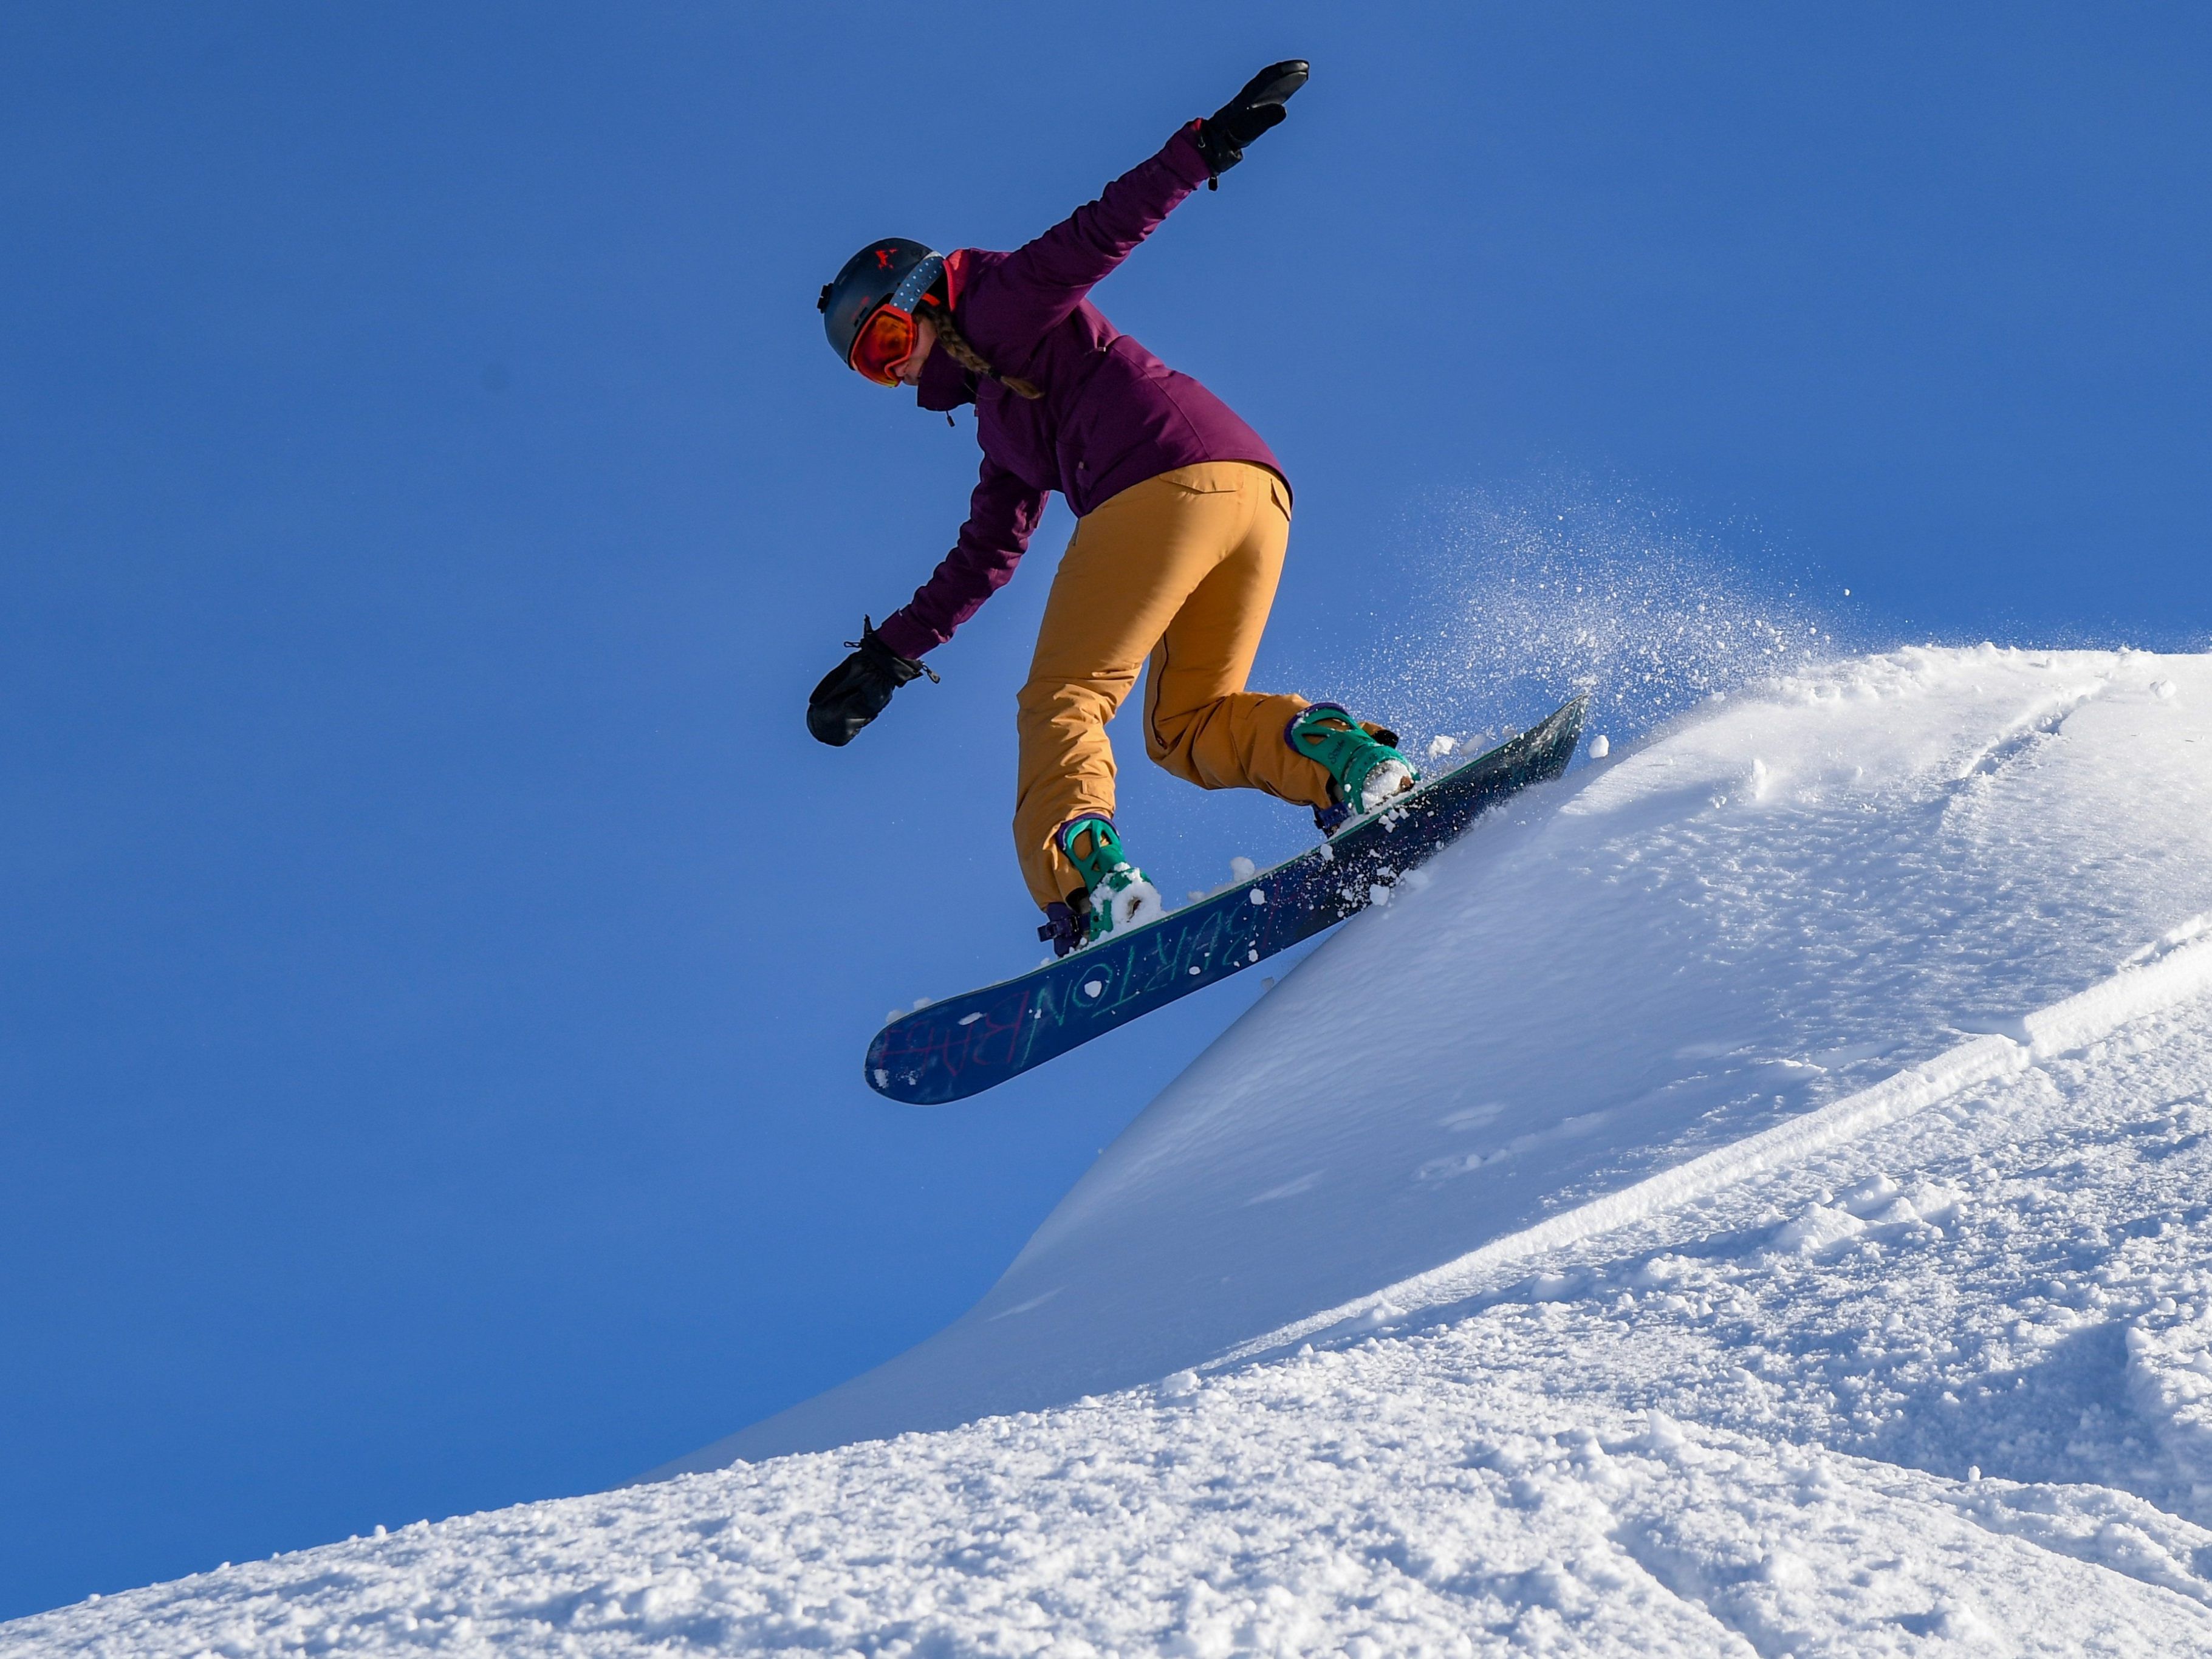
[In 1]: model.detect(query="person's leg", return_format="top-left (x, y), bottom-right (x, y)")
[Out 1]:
top-left (1013, 468), bottom-right (1254, 911)
top-left (1143, 465), bottom-right (1337, 809)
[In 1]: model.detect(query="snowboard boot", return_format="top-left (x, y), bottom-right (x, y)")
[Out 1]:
top-left (1290, 703), bottom-right (1419, 833)
top-left (1055, 815), bottom-right (1164, 949)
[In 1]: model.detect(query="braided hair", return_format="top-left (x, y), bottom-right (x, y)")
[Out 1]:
top-left (921, 296), bottom-right (1043, 400)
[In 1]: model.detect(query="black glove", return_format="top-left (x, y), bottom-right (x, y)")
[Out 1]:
top-left (1194, 60), bottom-right (1309, 186)
top-left (807, 618), bottom-right (934, 747)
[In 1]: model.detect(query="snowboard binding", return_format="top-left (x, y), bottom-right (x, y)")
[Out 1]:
top-left (1047, 816), bottom-right (1165, 952)
top-left (1290, 704), bottom-right (1419, 831)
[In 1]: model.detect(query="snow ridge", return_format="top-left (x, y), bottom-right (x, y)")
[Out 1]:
top-left (1239, 917), bottom-right (2212, 1360)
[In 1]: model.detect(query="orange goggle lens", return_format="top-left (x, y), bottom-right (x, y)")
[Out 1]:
top-left (849, 305), bottom-right (917, 385)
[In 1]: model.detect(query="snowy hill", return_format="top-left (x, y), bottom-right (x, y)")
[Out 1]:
top-left (16, 645), bottom-right (2212, 1655)
top-left (663, 645), bottom-right (2212, 1466)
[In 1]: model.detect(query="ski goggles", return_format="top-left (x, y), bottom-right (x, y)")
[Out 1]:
top-left (846, 253), bottom-right (945, 385)
top-left (849, 305), bottom-right (922, 385)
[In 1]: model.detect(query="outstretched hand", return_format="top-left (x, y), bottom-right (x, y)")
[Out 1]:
top-left (807, 620), bottom-right (933, 747)
top-left (1195, 60), bottom-right (1309, 185)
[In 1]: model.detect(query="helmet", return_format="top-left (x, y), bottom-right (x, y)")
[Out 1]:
top-left (818, 238), bottom-right (945, 372)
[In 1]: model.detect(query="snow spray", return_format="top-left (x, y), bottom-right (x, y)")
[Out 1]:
top-left (1338, 481), bottom-right (1863, 758)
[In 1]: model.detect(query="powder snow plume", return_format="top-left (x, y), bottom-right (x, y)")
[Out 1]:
top-left (1347, 482), bottom-right (1861, 754)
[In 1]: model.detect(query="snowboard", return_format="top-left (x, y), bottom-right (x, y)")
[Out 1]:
top-left (865, 695), bottom-right (1588, 1105)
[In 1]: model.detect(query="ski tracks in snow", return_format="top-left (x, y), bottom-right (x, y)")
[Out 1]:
top-left (1949, 667), bottom-right (2111, 784)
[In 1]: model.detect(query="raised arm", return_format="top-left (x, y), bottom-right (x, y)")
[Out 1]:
top-left (973, 63), bottom-right (1310, 349)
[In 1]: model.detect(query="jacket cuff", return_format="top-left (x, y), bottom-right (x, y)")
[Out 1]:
top-left (872, 610), bottom-right (939, 662)
top-left (1164, 120), bottom-right (1216, 188)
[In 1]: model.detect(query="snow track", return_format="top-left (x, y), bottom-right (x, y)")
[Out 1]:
top-left (1950, 677), bottom-right (2108, 781)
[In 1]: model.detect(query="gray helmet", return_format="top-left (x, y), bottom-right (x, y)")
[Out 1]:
top-left (817, 238), bottom-right (945, 368)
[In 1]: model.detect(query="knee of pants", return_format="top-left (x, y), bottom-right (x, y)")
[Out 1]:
top-left (1018, 677), bottom-right (1128, 736)
top-left (1143, 699), bottom-right (1209, 782)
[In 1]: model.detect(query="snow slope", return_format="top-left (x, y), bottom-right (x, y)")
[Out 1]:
top-left (668, 645), bottom-right (2212, 1466)
top-left (15, 645), bottom-right (2212, 1656)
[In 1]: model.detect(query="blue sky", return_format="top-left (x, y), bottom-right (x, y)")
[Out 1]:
top-left (2, 1), bottom-right (2207, 1618)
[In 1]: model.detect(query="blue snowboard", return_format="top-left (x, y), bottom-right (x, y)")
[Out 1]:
top-left (865, 696), bottom-right (1587, 1104)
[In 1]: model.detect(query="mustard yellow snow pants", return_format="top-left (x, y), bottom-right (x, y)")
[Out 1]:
top-left (1014, 461), bottom-right (1336, 911)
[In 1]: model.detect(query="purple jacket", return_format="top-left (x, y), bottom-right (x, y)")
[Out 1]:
top-left (872, 125), bottom-right (1286, 662)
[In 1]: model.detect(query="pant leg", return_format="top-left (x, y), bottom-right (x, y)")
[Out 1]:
top-left (1143, 467), bottom-right (1338, 809)
top-left (1013, 468), bottom-right (1251, 909)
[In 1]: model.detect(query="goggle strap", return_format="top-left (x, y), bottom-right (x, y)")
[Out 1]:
top-left (887, 253), bottom-right (945, 317)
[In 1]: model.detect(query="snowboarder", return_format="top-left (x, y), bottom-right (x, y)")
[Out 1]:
top-left (807, 61), bottom-right (1417, 957)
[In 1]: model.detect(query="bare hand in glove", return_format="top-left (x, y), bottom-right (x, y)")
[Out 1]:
top-left (1194, 60), bottom-right (1309, 185)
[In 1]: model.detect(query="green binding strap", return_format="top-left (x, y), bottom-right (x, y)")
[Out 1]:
top-left (1060, 816), bottom-right (1129, 888)
top-left (1289, 703), bottom-right (1419, 813)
